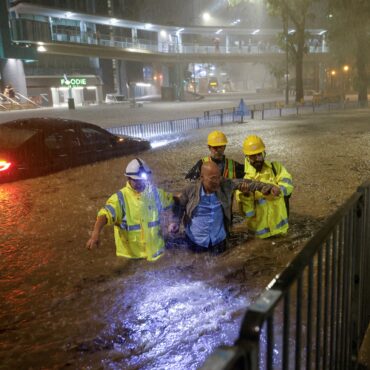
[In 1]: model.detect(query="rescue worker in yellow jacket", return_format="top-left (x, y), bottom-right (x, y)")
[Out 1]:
top-left (86, 158), bottom-right (175, 261)
top-left (236, 135), bottom-right (293, 238)
top-left (185, 130), bottom-right (244, 181)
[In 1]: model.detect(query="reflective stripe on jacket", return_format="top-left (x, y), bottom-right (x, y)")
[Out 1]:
top-left (236, 160), bottom-right (293, 238)
top-left (202, 156), bottom-right (236, 179)
top-left (98, 182), bottom-right (173, 261)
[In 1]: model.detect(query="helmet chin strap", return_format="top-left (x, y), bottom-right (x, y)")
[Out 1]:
top-left (135, 157), bottom-right (145, 173)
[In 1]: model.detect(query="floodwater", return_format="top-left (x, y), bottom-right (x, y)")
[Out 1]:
top-left (1, 109), bottom-right (370, 369)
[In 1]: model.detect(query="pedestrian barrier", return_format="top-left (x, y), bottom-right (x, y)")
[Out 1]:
top-left (107, 99), bottom-right (367, 140)
top-left (200, 180), bottom-right (370, 370)
top-left (107, 110), bottom-right (236, 139)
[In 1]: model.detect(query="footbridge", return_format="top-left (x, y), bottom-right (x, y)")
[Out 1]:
top-left (9, 2), bottom-right (330, 63)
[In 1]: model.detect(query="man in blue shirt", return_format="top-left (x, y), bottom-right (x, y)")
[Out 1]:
top-left (172, 161), bottom-right (268, 254)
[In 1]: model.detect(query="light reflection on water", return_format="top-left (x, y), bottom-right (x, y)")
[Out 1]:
top-left (0, 125), bottom-right (327, 369)
top-left (77, 267), bottom-right (249, 370)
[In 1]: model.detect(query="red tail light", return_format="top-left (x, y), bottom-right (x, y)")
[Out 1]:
top-left (0, 160), bottom-right (12, 172)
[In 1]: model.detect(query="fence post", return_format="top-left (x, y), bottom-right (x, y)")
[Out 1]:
top-left (349, 194), bottom-right (365, 368)
top-left (196, 117), bottom-right (200, 129)
top-left (170, 120), bottom-right (174, 133)
top-left (139, 124), bottom-right (144, 138)
top-left (220, 109), bottom-right (223, 126)
top-left (232, 107), bottom-right (235, 122)
top-left (279, 108), bottom-right (282, 117)
top-left (262, 109), bottom-right (264, 120)
top-left (251, 110), bottom-right (254, 119)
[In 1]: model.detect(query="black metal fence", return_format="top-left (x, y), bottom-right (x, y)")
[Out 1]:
top-left (200, 180), bottom-right (370, 370)
top-left (250, 100), bottom-right (363, 120)
top-left (107, 109), bottom-right (236, 139)
top-left (107, 100), bottom-right (367, 139)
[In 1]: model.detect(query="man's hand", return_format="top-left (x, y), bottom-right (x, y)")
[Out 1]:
top-left (168, 223), bottom-right (179, 234)
top-left (238, 181), bottom-right (251, 195)
top-left (270, 186), bottom-right (281, 196)
top-left (261, 184), bottom-right (273, 195)
top-left (86, 233), bottom-right (100, 250)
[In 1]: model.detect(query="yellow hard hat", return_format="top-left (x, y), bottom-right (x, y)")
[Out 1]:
top-left (243, 135), bottom-right (265, 155)
top-left (207, 130), bottom-right (228, 146)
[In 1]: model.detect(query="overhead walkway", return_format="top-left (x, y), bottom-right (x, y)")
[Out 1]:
top-left (35, 33), bottom-right (330, 64)
top-left (9, 2), bottom-right (330, 63)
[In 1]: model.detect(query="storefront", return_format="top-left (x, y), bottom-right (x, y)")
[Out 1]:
top-left (26, 75), bottom-right (103, 107)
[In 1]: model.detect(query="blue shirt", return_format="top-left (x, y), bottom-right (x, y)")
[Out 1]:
top-left (185, 186), bottom-right (226, 248)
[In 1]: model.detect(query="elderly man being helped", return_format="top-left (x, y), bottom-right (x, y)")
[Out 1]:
top-left (172, 161), bottom-right (271, 254)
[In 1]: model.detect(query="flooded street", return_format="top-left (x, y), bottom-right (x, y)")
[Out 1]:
top-left (1, 109), bottom-right (370, 369)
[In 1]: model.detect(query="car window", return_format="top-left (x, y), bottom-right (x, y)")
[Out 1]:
top-left (45, 128), bottom-right (81, 150)
top-left (80, 127), bottom-right (111, 146)
top-left (0, 127), bottom-right (38, 149)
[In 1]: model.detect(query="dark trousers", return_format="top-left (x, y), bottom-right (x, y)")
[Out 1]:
top-left (185, 234), bottom-right (227, 255)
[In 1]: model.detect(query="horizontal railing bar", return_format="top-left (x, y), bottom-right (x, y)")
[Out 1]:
top-left (271, 191), bottom-right (361, 292)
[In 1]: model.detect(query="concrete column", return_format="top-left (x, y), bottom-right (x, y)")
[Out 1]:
top-left (162, 65), bottom-right (170, 86)
top-left (131, 28), bottom-right (137, 44)
top-left (0, 58), bottom-right (27, 99)
top-left (116, 60), bottom-right (129, 98)
top-left (80, 20), bottom-right (87, 42)
top-left (98, 58), bottom-right (115, 97)
top-left (177, 33), bottom-right (183, 53)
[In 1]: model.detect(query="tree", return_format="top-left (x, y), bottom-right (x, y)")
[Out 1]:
top-left (266, 0), bottom-right (317, 103)
top-left (327, 0), bottom-right (370, 106)
top-left (228, 0), bottom-right (317, 103)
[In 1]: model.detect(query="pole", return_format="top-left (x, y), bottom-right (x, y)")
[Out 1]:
top-left (283, 13), bottom-right (289, 105)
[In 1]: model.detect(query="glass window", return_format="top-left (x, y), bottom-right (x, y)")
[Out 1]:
top-left (80, 127), bottom-right (111, 145)
top-left (45, 128), bottom-right (81, 150)
top-left (0, 127), bottom-right (37, 149)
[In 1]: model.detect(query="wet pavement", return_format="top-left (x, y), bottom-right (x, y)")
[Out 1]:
top-left (0, 92), bottom-right (284, 128)
top-left (1, 106), bottom-right (370, 369)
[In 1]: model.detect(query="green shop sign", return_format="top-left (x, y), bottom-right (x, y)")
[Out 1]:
top-left (60, 77), bottom-right (87, 87)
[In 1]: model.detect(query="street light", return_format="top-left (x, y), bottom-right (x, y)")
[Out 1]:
top-left (202, 12), bottom-right (211, 22)
top-left (283, 13), bottom-right (289, 105)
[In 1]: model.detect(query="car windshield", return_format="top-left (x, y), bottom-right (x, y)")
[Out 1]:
top-left (0, 127), bottom-right (37, 149)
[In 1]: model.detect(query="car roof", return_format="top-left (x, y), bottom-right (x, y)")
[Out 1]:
top-left (1, 117), bottom-right (106, 132)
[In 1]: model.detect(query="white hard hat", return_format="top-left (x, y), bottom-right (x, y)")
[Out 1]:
top-left (125, 158), bottom-right (152, 180)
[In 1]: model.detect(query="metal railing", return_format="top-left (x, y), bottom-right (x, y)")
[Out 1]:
top-left (50, 30), bottom-right (330, 56)
top-left (106, 99), bottom-right (367, 140)
top-left (107, 110), bottom-right (236, 139)
top-left (250, 100), bottom-right (365, 120)
top-left (0, 92), bottom-right (40, 110)
top-left (9, 19), bottom-right (330, 57)
top-left (200, 180), bottom-right (370, 370)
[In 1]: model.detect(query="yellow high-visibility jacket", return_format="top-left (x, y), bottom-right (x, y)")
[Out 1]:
top-left (98, 182), bottom-right (173, 261)
top-left (202, 156), bottom-right (236, 179)
top-left (236, 160), bottom-right (293, 238)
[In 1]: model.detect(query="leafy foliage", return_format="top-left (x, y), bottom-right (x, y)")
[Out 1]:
top-left (265, 0), bottom-right (320, 101)
top-left (328, 0), bottom-right (370, 104)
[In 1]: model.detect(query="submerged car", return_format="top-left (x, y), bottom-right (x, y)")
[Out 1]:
top-left (0, 117), bottom-right (150, 183)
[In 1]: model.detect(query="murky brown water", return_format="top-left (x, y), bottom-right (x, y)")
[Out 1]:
top-left (1, 109), bottom-right (370, 369)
